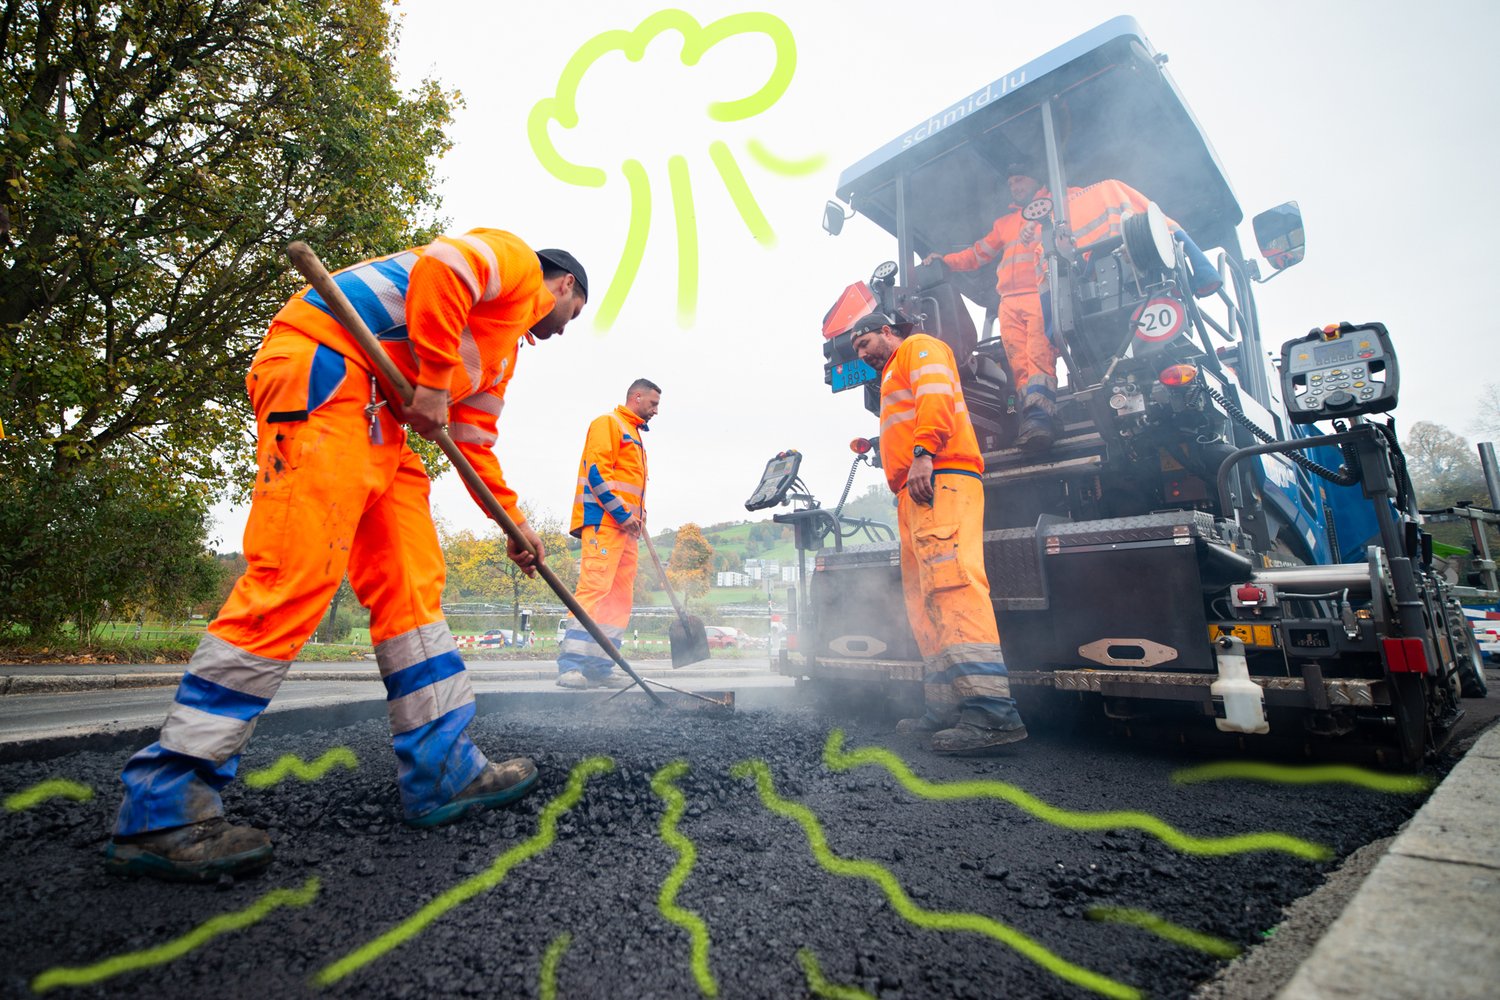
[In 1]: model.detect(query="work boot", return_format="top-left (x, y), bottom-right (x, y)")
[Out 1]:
top-left (105, 818), bottom-right (272, 883)
top-left (407, 757), bottom-right (538, 828)
top-left (1015, 410), bottom-right (1054, 452)
top-left (556, 670), bottom-right (590, 689)
top-left (895, 715), bottom-right (944, 734)
top-left (931, 721), bottom-right (1029, 756)
top-left (589, 672), bottom-right (635, 689)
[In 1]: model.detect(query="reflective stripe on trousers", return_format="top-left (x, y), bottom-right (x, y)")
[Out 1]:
top-left (999, 292), bottom-right (1057, 389)
top-left (115, 333), bottom-right (485, 834)
top-left (897, 474), bottom-right (1022, 729)
top-left (557, 521), bottom-right (638, 679)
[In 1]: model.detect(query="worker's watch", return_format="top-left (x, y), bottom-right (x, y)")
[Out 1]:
top-left (913, 446), bottom-right (933, 459)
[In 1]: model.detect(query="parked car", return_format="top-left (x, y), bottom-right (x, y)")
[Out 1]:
top-left (478, 628), bottom-right (514, 647)
top-left (704, 626), bottom-right (741, 650)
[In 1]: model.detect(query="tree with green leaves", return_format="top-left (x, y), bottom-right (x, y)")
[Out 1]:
top-left (1, 0), bottom-right (457, 638)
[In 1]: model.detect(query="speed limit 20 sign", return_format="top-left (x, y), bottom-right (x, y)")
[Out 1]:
top-left (1131, 296), bottom-right (1186, 343)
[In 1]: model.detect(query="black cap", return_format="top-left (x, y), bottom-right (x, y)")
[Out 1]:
top-left (1004, 161), bottom-right (1040, 180)
top-left (851, 311), bottom-right (898, 336)
top-left (536, 248), bottom-right (588, 300)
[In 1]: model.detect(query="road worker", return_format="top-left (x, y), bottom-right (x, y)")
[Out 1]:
top-left (926, 163), bottom-right (1076, 452)
top-left (106, 232), bottom-right (588, 881)
top-left (557, 379), bottom-right (660, 688)
top-left (929, 169), bottom-right (1222, 451)
top-left (849, 312), bottom-right (1027, 754)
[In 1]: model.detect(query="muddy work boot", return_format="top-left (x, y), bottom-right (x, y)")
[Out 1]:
top-left (1014, 409), bottom-right (1055, 453)
top-left (588, 672), bottom-right (635, 689)
top-left (556, 670), bottom-right (590, 689)
top-left (105, 818), bottom-right (272, 883)
top-left (407, 757), bottom-right (538, 828)
top-left (895, 715), bottom-right (944, 734)
top-left (931, 721), bottom-right (1029, 756)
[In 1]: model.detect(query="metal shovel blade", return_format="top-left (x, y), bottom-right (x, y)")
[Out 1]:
top-left (670, 614), bottom-right (711, 668)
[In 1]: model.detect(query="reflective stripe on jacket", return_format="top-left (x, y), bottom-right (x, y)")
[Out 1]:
top-left (267, 228), bottom-right (554, 523)
top-left (570, 405), bottom-right (649, 537)
top-left (877, 333), bottom-right (983, 494)
top-left (1068, 179), bottom-right (1183, 250)
top-left (943, 187), bottom-right (1081, 296)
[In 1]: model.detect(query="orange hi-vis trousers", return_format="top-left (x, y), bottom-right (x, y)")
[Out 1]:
top-left (897, 472), bottom-right (1023, 729)
top-left (1000, 292), bottom-right (1058, 416)
top-left (557, 521), bottom-right (638, 678)
top-left (116, 330), bottom-right (486, 835)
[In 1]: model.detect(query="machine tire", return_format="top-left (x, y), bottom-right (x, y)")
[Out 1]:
top-left (1459, 638), bottom-right (1490, 698)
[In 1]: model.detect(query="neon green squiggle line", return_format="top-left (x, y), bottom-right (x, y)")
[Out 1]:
top-left (5, 778), bottom-right (92, 812)
top-left (667, 155), bottom-right (699, 328)
top-left (1086, 907), bottom-right (1242, 959)
top-left (1171, 761), bottom-right (1435, 794)
top-left (314, 757), bottom-right (615, 986)
top-left (824, 730), bottom-right (1330, 861)
top-left (796, 948), bottom-right (875, 1000)
top-left (539, 931), bottom-right (572, 1000)
top-left (651, 761), bottom-right (718, 996)
top-left (32, 877), bottom-right (320, 993)
top-left (244, 748), bottom-right (358, 789)
top-left (708, 141), bottom-right (776, 246)
top-left (595, 158), bottom-right (651, 331)
top-left (747, 139), bottom-right (827, 177)
top-left (730, 759), bottom-right (1140, 1000)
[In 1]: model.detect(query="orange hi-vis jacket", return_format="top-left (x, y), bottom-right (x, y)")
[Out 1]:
top-left (943, 186), bottom-right (1081, 296)
top-left (1067, 178), bottom-right (1182, 249)
top-left (878, 333), bottom-right (984, 494)
top-left (269, 228), bottom-right (555, 524)
top-left (570, 405), bottom-right (648, 537)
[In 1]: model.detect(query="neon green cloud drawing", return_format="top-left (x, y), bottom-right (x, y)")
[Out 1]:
top-left (529, 8), bottom-right (825, 329)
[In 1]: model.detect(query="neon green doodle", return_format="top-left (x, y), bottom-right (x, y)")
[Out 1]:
top-left (747, 139), bottom-right (827, 177)
top-left (1171, 761), bottom-right (1435, 794)
top-left (31, 878), bottom-right (320, 993)
top-left (730, 759), bottom-right (1141, 1000)
top-left (1086, 907), bottom-right (1242, 959)
top-left (796, 948), bottom-right (876, 1000)
top-left (244, 747), bottom-right (358, 789)
top-left (528, 9), bottom-right (818, 329)
top-left (540, 931), bottom-right (572, 1000)
top-left (314, 757), bottom-right (614, 987)
top-left (5, 778), bottom-right (92, 812)
top-left (651, 761), bottom-right (719, 996)
top-left (823, 730), bottom-right (1331, 861)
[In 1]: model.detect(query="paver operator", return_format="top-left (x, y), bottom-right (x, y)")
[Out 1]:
top-left (556, 379), bottom-right (661, 688)
top-left (107, 230), bottom-right (589, 882)
top-left (849, 312), bottom-right (1029, 755)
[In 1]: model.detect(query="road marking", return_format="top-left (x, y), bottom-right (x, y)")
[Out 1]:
top-left (731, 758), bottom-right (1141, 1000)
top-left (244, 747), bottom-right (358, 789)
top-left (539, 931), bottom-right (572, 1000)
top-left (796, 948), bottom-right (876, 1000)
top-left (1171, 761), bottom-right (1434, 793)
top-left (652, 761), bottom-right (719, 996)
top-left (313, 756), bottom-right (614, 986)
top-left (824, 730), bottom-right (1331, 861)
top-left (4, 778), bottom-right (92, 812)
top-left (1086, 907), bottom-right (1242, 959)
top-left (31, 878), bottom-right (320, 993)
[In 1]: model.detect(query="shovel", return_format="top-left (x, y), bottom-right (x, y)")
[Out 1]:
top-left (285, 241), bottom-right (731, 715)
top-left (642, 530), bottom-right (711, 667)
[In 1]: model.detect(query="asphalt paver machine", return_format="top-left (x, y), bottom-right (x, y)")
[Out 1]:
top-left (767, 17), bottom-right (1491, 765)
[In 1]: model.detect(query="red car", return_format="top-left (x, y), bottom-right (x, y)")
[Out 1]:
top-left (704, 626), bottom-right (740, 649)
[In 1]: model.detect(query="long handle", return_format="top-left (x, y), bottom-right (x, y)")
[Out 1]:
top-left (285, 241), bottom-right (664, 707)
top-left (641, 530), bottom-right (688, 620)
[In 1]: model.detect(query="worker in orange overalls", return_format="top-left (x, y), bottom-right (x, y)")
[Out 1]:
top-left (1063, 178), bottom-right (1223, 298)
top-left (850, 312), bottom-right (1027, 755)
top-left (107, 232), bottom-right (589, 882)
top-left (557, 379), bottom-right (660, 688)
top-left (928, 163), bottom-right (1077, 452)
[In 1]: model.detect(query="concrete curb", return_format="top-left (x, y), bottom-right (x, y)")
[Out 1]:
top-left (0, 666), bottom-right (771, 696)
top-left (1276, 722), bottom-right (1500, 999)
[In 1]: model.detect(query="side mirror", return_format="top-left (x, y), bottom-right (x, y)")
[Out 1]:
top-left (823, 200), bottom-right (852, 236)
top-left (1252, 201), bottom-right (1306, 271)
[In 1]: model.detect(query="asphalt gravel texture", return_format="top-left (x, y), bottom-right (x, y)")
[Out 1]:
top-left (0, 696), bottom-right (1442, 1000)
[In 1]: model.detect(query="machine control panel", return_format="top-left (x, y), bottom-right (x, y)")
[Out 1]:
top-left (1279, 321), bottom-right (1399, 424)
top-left (745, 450), bottom-right (803, 511)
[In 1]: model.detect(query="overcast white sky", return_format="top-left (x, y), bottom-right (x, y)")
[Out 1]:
top-left (209, 0), bottom-right (1500, 551)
